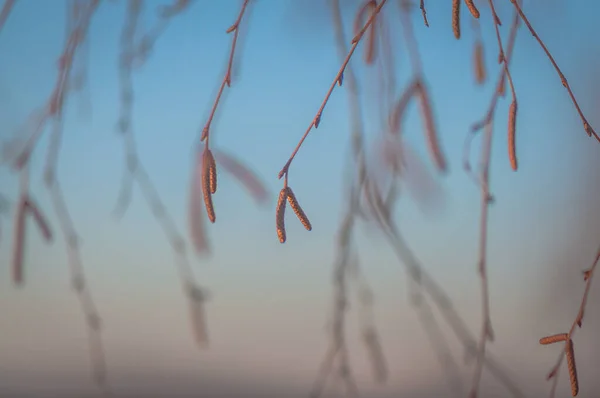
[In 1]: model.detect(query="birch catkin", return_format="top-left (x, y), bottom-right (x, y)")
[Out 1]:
top-left (565, 338), bottom-right (579, 396)
top-left (474, 41), bottom-right (486, 85)
top-left (389, 80), bottom-right (419, 134)
top-left (286, 187), bottom-right (312, 231)
top-left (452, 0), bottom-right (461, 39)
top-left (354, 0), bottom-right (377, 65)
top-left (276, 188), bottom-right (288, 243)
top-left (365, 12), bottom-right (376, 65)
top-left (207, 150), bottom-right (217, 194)
top-left (201, 149), bottom-right (216, 223)
top-left (508, 100), bottom-right (518, 171)
top-left (12, 198), bottom-right (27, 285)
top-left (464, 0), bottom-right (480, 19)
top-left (189, 150), bottom-right (210, 255)
top-left (539, 333), bottom-right (568, 345)
top-left (498, 75), bottom-right (506, 96)
top-left (416, 81), bottom-right (447, 172)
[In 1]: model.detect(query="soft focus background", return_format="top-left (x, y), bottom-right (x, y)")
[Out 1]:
top-left (1, 0), bottom-right (599, 397)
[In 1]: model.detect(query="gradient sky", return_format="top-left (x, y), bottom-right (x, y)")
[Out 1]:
top-left (1, 1), bottom-right (599, 397)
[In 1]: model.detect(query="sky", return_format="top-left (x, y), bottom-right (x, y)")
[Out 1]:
top-left (0, 0), bottom-right (599, 397)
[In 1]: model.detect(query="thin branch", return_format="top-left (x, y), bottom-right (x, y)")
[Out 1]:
top-left (463, 6), bottom-right (519, 188)
top-left (411, 288), bottom-right (464, 397)
top-left (309, 3), bottom-right (368, 396)
top-left (112, 0), bottom-right (141, 219)
top-left (508, 0), bottom-right (599, 142)
top-left (398, 0), bottom-right (447, 172)
top-left (4, 1), bottom-right (109, 390)
top-left (469, 120), bottom-right (494, 398)
top-left (543, 245), bottom-right (600, 398)
top-left (383, 225), bottom-right (526, 398)
top-left (277, 0), bottom-right (389, 180)
top-left (419, 0), bottom-right (429, 27)
top-left (111, 0), bottom-right (210, 349)
top-left (199, 0), bottom-right (250, 145)
top-left (0, 0), bottom-right (16, 34)
top-left (113, 0), bottom-right (194, 218)
top-left (398, 0), bottom-right (422, 79)
top-left (130, 0), bottom-right (195, 67)
top-left (469, 1), bottom-right (518, 396)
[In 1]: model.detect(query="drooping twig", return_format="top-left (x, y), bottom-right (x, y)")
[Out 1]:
top-left (317, 5), bottom-right (521, 398)
top-left (111, 0), bottom-right (210, 349)
top-left (112, 0), bottom-right (142, 219)
top-left (12, 167), bottom-right (30, 286)
top-left (130, 0), bottom-right (194, 68)
top-left (398, 0), bottom-right (447, 173)
top-left (113, 0), bottom-right (194, 219)
top-left (382, 223), bottom-right (526, 398)
top-left (409, 285), bottom-right (464, 397)
top-left (0, 0), bottom-right (16, 34)
top-left (469, 120), bottom-right (494, 398)
top-left (486, 0), bottom-right (518, 170)
top-left (419, 0), bottom-right (429, 27)
top-left (469, 1), bottom-right (519, 396)
top-left (277, 0), bottom-right (389, 181)
top-left (542, 245), bottom-right (600, 398)
top-left (66, 0), bottom-right (93, 122)
top-left (194, 0), bottom-right (252, 225)
top-left (463, 6), bottom-right (519, 189)
top-left (508, 0), bottom-right (598, 142)
top-left (199, 0), bottom-right (250, 144)
top-left (309, 3), bottom-right (373, 396)
top-left (3, 0), bottom-right (110, 390)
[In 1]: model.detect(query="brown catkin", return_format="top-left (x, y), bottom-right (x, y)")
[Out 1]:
top-left (565, 339), bottom-right (579, 396)
top-left (365, 20), bottom-right (376, 65)
top-left (207, 150), bottom-right (217, 194)
top-left (474, 41), bottom-right (486, 84)
top-left (539, 333), bottom-right (568, 345)
top-left (354, 0), bottom-right (377, 65)
top-left (389, 80), bottom-right (419, 134)
top-left (498, 75), bottom-right (506, 96)
top-left (276, 187), bottom-right (288, 243)
top-left (452, 0), bottom-right (461, 39)
top-left (508, 100), bottom-right (518, 171)
top-left (286, 187), bottom-right (312, 231)
top-left (202, 149), bottom-right (216, 223)
top-left (416, 81), bottom-right (447, 172)
top-left (12, 198), bottom-right (27, 285)
top-left (464, 0), bottom-right (480, 19)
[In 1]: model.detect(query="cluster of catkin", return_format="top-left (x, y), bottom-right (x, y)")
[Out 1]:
top-left (451, 0), bottom-right (519, 172)
top-left (275, 186), bottom-right (312, 243)
top-left (539, 333), bottom-right (579, 396)
top-left (452, 0), bottom-right (481, 39)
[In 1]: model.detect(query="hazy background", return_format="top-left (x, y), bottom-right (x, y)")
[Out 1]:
top-left (1, 0), bottom-right (599, 397)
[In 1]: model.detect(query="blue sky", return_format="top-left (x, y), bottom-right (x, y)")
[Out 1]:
top-left (1, 1), bottom-right (600, 397)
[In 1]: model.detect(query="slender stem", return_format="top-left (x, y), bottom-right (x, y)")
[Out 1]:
top-left (0, 0), bottom-right (16, 34)
top-left (470, 121), bottom-right (494, 398)
top-left (508, 0), bottom-right (599, 142)
top-left (199, 0), bottom-right (250, 146)
top-left (470, 2), bottom-right (516, 396)
top-left (277, 0), bottom-right (388, 180)
top-left (544, 245), bottom-right (600, 398)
